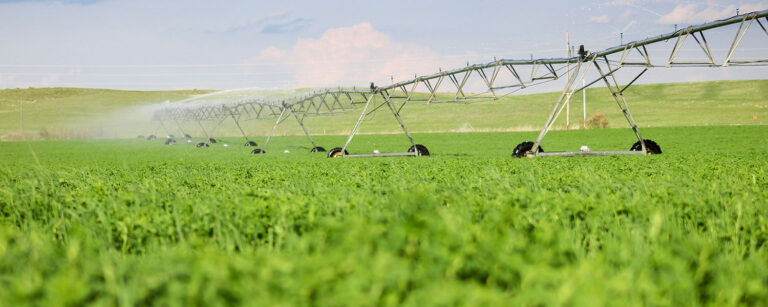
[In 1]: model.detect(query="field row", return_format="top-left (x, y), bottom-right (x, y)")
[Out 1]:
top-left (1, 126), bottom-right (767, 305)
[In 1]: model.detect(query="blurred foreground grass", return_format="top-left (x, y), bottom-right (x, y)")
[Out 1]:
top-left (0, 125), bottom-right (767, 305)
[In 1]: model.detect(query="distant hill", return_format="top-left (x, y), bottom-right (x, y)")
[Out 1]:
top-left (1, 80), bottom-right (766, 141)
top-left (0, 88), bottom-right (211, 140)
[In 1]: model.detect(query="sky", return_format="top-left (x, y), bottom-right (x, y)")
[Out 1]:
top-left (0, 0), bottom-right (766, 91)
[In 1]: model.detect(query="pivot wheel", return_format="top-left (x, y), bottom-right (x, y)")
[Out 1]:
top-left (407, 144), bottom-right (430, 156)
top-left (147, 134), bottom-right (157, 140)
top-left (164, 138), bottom-right (176, 145)
top-left (208, 138), bottom-right (217, 144)
top-left (251, 148), bottom-right (265, 154)
top-left (630, 139), bottom-right (662, 154)
top-left (245, 141), bottom-right (258, 147)
top-left (196, 142), bottom-right (209, 148)
top-left (327, 147), bottom-right (348, 158)
top-left (512, 141), bottom-right (544, 158)
top-left (311, 146), bottom-right (326, 152)
top-left (184, 134), bottom-right (193, 139)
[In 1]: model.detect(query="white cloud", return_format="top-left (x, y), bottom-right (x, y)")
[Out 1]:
top-left (220, 10), bottom-right (311, 34)
top-left (588, 15), bottom-right (612, 23)
top-left (617, 8), bottom-right (634, 23)
top-left (0, 73), bottom-right (16, 88)
top-left (609, 0), bottom-right (675, 5)
top-left (608, 0), bottom-right (667, 17)
top-left (38, 73), bottom-right (64, 87)
top-left (243, 23), bottom-right (448, 88)
top-left (0, 69), bottom-right (79, 89)
top-left (656, 3), bottom-right (766, 24)
top-left (222, 10), bottom-right (291, 33)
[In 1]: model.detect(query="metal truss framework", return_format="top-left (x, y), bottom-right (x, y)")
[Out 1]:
top-left (148, 9), bottom-right (767, 157)
top-left (150, 89), bottom-right (371, 151)
top-left (332, 9), bottom-right (768, 157)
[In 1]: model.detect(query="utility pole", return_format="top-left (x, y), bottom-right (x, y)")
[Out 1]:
top-left (19, 97), bottom-right (23, 137)
top-left (582, 79), bottom-right (587, 129)
top-left (566, 32), bottom-right (570, 129)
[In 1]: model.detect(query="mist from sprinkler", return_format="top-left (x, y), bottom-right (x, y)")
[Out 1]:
top-left (100, 87), bottom-right (302, 139)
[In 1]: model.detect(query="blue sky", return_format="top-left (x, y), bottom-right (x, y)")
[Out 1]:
top-left (0, 0), bottom-right (766, 90)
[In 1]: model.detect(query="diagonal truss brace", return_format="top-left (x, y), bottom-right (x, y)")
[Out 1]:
top-left (340, 89), bottom-right (417, 156)
top-left (530, 55), bottom-right (651, 156)
top-left (724, 14), bottom-right (757, 66)
top-left (258, 104), bottom-right (321, 152)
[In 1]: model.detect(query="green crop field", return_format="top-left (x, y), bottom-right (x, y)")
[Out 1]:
top-left (1, 125), bottom-right (767, 305)
top-left (1, 80), bottom-right (766, 140)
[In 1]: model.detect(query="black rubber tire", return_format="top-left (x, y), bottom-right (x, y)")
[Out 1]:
top-left (630, 139), bottom-right (662, 154)
top-left (512, 141), bottom-right (544, 158)
top-left (251, 148), bottom-right (265, 154)
top-left (407, 144), bottom-right (430, 156)
top-left (311, 146), bottom-right (327, 152)
top-left (327, 147), bottom-right (348, 158)
top-left (208, 138), bottom-right (217, 144)
top-left (164, 138), bottom-right (176, 145)
top-left (245, 141), bottom-right (258, 147)
top-left (184, 134), bottom-right (192, 139)
top-left (147, 135), bottom-right (156, 140)
top-left (196, 142), bottom-right (209, 148)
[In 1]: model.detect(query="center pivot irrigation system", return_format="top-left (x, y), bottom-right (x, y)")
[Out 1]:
top-left (148, 88), bottom-right (374, 153)
top-left (147, 9), bottom-right (768, 158)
